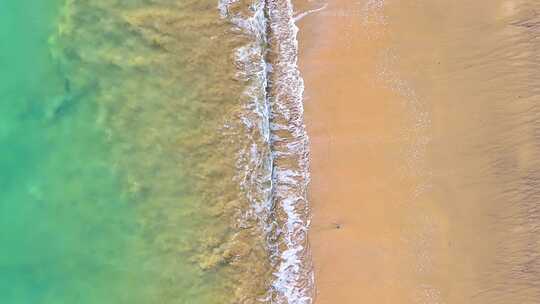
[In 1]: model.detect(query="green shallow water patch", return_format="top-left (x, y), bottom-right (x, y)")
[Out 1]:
top-left (0, 1), bottom-right (155, 303)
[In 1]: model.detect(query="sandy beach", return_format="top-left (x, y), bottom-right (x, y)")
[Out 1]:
top-left (296, 0), bottom-right (424, 302)
top-left (297, 0), bottom-right (540, 303)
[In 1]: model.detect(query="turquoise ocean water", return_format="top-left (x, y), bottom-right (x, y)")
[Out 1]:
top-left (0, 0), bottom-right (275, 303)
top-left (0, 1), bottom-right (155, 302)
top-left (0, 0), bottom-right (314, 302)
top-left (0, 1), bottom-right (141, 303)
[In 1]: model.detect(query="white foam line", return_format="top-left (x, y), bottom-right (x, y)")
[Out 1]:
top-left (293, 3), bottom-right (328, 22)
top-left (267, 0), bottom-right (313, 303)
top-left (219, 0), bottom-right (314, 303)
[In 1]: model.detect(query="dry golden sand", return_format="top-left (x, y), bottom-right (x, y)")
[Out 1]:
top-left (297, 0), bottom-right (540, 303)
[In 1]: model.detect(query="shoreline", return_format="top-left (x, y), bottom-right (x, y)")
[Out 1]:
top-left (295, 0), bottom-right (424, 302)
top-left (221, 0), bottom-right (315, 301)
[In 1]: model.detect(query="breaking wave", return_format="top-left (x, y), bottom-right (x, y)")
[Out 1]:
top-left (218, 0), bottom-right (313, 303)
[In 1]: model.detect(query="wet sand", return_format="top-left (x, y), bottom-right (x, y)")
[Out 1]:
top-left (297, 0), bottom-right (540, 303)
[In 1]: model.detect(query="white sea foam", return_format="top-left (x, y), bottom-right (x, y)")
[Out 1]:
top-left (267, 0), bottom-right (313, 302)
top-left (219, 0), bottom-right (313, 303)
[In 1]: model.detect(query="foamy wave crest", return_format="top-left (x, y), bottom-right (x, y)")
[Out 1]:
top-left (219, 0), bottom-right (313, 303)
top-left (218, 0), bottom-right (273, 218)
top-left (266, 0), bottom-right (313, 303)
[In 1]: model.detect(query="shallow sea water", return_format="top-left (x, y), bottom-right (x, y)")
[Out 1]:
top-left (1, 1), bottom-right (276, 303)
